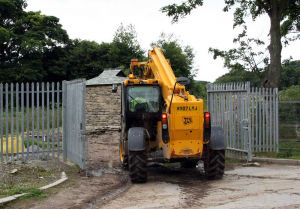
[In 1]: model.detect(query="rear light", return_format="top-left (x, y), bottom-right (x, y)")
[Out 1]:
top-left (161, 112), bottom-right (170, 143)
top-left (204, 112), bottom-right (211, 142)
top-left (162, 113), bottom-right (168, 129)
top-left (204, 112), bottom-right (211, 129)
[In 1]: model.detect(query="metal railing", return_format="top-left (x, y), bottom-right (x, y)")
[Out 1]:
top-left (207, 82), bottom-right (279, 161)
top-left (0, 82), bottom-right (62, 162)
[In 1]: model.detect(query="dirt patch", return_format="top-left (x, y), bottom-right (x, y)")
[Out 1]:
top-left (3, 167), bottom-right (128, 209)
top-left (0, 160), bottom-right (78, 208)
top-left (0, 160), bottom-right (68, 199)
top-left (91, 163), bottom-right (300, 209)
top-left (95, 164), bottom-right (210, 209)
top-left (102, 181), bottom-right (182, 209)
top-left (32, 173), bottom-right (127, 209)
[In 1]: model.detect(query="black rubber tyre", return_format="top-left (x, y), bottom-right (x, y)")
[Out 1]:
top-left (129, 151), bottom-right (147, 183)
top-left (121, 155), bottom-right (129, 170)
top-left (180, 160), bottom-right (198, 168)
top-left (204, 148), bottom-right (225, 180)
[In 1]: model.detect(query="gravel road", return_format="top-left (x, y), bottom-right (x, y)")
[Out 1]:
top-left (95, 163), bottom-right (300, 209)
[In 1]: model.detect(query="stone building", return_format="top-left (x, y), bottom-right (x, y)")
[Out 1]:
top-left (85, 69), bottom-right (126, 169)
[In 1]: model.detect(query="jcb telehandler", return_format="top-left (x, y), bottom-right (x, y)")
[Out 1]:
top-left (119, 48), bottom-right (225, 183)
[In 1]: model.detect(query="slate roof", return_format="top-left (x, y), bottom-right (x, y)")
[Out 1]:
top-left (86, 68), bottom-right (126, 86)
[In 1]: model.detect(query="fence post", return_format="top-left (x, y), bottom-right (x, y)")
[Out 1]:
top-left (82, 80), bottom-right (87, 169)
top-left (62, 81), bottom-right (67, 161)
top-left (46, 82), bottom-right (50, 159)
top-left (5, 83), bottom-right (9, 161)
top-left (275, 88), bottom-right (279, 152)
top-left (16, 83), bottom-right (19, 160)
top-left (26, 83), bottom-right (29, 160)
top-left (21, 83), bottom-right (24, 160)
top-left (31, 82), bottom-right (35, 158)
top-left (57, 82), bottom-right (60, 160)
top-left (51, 82), bottom-right (55, 159)
top-left (37, 82), bottom-right (40, 159)
top-left (41, 82), bottom-right (45, 159)
top-left (10, 83), bottom-right (14, 160)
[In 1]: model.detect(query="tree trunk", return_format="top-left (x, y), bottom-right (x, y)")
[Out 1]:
top-left (263, 0), bottom-right (282, 88)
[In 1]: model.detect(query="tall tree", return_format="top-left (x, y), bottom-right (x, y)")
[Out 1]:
top-left (0, 0), bottom-right (69, 82)
top-left (56, 25), bottom-right (146, 80)
top-left (110, 24), bottom-right (145, 69)
top-left (61, 39), bottom-right (112, 80)
top-left (162, 0), bottom-right (300, 88)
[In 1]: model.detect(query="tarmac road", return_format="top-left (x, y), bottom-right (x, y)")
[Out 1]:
top-left (97, 163), bottom-right (300, 209)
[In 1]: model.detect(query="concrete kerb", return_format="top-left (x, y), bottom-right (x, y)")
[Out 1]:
top-left (0, 172), bottom-right (68, 205)
top-left (252, 157), bottom-right (300, 166)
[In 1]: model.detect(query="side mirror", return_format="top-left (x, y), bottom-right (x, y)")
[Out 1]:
top-left (176, 77), bottom-right (190, 85)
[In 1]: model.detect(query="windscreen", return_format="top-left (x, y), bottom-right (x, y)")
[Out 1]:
top-left (127, 86), bottom-right (160, 113)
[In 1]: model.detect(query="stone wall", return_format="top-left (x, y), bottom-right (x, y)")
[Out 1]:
top-left (85, 85), bottom-right (121, 130)
top-left (85, 85), bottom-right (121, 170)
top-left (86, 129), bottom-right (120, 170)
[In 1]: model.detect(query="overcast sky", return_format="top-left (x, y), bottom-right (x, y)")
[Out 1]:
top-left (26, 0), bottom-right (300, 82)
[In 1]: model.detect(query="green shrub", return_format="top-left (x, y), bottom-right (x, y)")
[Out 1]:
top-left (279, 85), bottom-right (300, 101)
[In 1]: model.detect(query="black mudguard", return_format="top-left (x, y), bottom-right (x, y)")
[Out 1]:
top-left (209, 126), bottom-right (226, 150)
top-left (128, 127), bottom-right (146, 151)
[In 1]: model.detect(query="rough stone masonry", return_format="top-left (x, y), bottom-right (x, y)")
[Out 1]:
top-left (85, 85), bottom-right (122, 170)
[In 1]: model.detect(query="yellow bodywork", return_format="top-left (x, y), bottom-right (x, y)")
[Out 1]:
top-left (1, 136), bottom-right (23, 154)
top-left (126, 47), bottom-right (204, 160)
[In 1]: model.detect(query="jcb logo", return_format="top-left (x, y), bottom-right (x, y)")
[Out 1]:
top-left (183, 117), bottom-right (192, 125)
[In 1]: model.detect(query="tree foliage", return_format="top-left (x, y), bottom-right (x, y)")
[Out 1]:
top-left (161, 0), bottom-right (203, 23)
top-left (209, 26), bottom-right (268, 75)
top-left (0, 0), bottom-right (146, 83)
top-left (0, 0), bottom-right (69, 83)
top-left (214, 59), bottom-right (300, 90)
top-left (152, 34), bottom-right (195, 79)
top-left (162, 0), bottom-right (300, 88)
top-left (152, 34), bottom-right (207, 98)
top-left (215, 67), bottom-right (262, 87)
top-left (110, 24), bottom-right (145, 69)
top-left (189, 80), bottom-right (208, 99)
top-left (61, 40), bottom-right (111, 80)
top-left (279, 85), bottom-right (300, 101)
top-left (281, 60), bottom-right (300, 89)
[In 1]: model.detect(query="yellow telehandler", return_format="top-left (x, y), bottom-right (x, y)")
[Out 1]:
top-left (119, 47), bottom-right (225, 183)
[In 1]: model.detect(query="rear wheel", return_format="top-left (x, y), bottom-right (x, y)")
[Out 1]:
top-left (204, 148), bottom-right (225, 180)
top-left (129, 151), bottom-right (147, 183)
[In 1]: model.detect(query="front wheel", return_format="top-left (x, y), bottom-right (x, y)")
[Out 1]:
top-left (129, 151), bottom-right (147, 183)
top-left (204, 148), bottom-right (225, 180)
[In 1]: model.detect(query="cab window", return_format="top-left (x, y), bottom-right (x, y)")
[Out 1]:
top-left (127, 86), bottom-right (160, 113)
